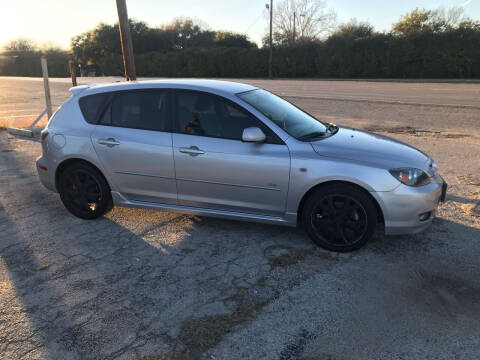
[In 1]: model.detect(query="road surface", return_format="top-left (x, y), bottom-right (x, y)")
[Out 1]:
top-left (1, 77), bottom-right (480, 135)
top-left (1, 77), bottom-right (480, 359)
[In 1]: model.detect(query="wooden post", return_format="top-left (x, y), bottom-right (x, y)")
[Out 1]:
top-left (116, 0), bottom-right (136, 81)
top-left (41, 56), bottom-right (53, 119)
top-left (293, 11), bottom-right (296, 43)
top-left (268, 0), bottom-right (273, 79)
top-left (69, 60), bottom-right (77, 87)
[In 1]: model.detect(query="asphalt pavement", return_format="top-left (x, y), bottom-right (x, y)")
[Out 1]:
top-left (1, 77), bottom-right (480, 359)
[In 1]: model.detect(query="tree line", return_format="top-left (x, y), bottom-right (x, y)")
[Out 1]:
top-left (1, 6), bottom-right (479, 78)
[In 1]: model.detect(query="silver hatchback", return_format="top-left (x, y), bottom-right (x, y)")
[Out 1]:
top-left (37, 80), bottom-right (446, 252)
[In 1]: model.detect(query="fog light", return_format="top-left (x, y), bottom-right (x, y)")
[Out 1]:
top-left (418, 211), bottom-right (431, 221)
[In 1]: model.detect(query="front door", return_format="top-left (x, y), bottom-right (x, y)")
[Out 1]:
top-left (172, 90), bottom-right (290, 216)
top-left (91, 89), bottom-right (177, 204)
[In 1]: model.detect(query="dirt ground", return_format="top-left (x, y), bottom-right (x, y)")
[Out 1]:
top-left (1, 78), bottom-right (480, 360)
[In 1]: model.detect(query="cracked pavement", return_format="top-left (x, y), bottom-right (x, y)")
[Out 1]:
top-left (1, 79), bottom-right (480, 360)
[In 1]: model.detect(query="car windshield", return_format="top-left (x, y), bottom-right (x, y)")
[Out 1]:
top-left (237, 89), bottom-right (328, 140)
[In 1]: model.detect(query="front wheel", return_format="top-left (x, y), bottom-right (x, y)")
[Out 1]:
top-left (302, 184), bottom-right (378, 252)
top-left (58, 163), bottom-right (113, 219)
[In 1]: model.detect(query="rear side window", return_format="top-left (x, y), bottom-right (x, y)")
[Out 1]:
top-left (79, 94), bottom-right (111, 124)
top-left (101, 91), bottom-right (169, 131)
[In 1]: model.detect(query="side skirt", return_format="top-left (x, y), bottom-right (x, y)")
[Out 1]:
top-left (111, 191), bottom-right (297, 227)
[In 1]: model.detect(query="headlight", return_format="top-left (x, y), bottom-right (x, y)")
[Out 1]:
top-left (389, 168), bottom-right (431, 187)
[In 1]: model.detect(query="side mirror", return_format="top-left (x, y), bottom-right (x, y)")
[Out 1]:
top-left (242, 127), bottom-right (266, 143)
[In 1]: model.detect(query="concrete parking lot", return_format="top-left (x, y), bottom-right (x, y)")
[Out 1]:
top-left (1, 77), bottom-right (480, 359)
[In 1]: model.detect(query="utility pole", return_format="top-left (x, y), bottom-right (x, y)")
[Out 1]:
top-left (294, 13), bottom-right (305, 43)
top-left (268, 0), bottom-right (273, 78)
top-left (116, 0), bottom-right (136, 81)
top-left (69, 60), bottom-right (77, 87)
top-left (293, 11), bottom-right (296, 43)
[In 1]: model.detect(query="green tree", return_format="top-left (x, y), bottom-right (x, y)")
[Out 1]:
top-left (392, 7), bottom-right (469, 36)
top-left (332, 21), bottom-right (374, 39)
top-left (163, 18), bottom-right (215, 49)
top-left (214, 31), bottom-right (256, 48)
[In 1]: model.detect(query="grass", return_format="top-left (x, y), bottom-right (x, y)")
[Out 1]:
top-left (0, 115), bottom-right (48, 130)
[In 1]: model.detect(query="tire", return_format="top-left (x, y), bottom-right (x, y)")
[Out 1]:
top-left (302, 183), bottom-right (378, 252)
top-left (58, 162), bottom-right (113, 219)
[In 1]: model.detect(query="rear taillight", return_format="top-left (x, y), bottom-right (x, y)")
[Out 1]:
top-left (40, 129), bottom-right (49, 142)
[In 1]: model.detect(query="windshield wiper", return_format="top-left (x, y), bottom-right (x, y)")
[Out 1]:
top-left (298, 131), bottom-right (326, 141)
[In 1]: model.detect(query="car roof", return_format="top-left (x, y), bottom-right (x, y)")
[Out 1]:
top-left (78, 79), bottom-right (258, 97)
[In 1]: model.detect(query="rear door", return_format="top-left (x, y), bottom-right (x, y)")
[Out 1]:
top-left (172, 90), bottom-right (290, 216)
top-left (90, 89), bottom-right (177, 204)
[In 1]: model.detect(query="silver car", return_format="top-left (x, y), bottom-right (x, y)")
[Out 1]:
top-left (36, 80), bottom-right (447, 252)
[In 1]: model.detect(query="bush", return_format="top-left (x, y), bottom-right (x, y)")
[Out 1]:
top-left (0, 50), bottom-right (70, 77)
top-left (2, 26), bottom-right (479, 79)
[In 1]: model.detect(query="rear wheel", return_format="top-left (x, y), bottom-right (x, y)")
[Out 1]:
top-left (302, 184), bottom-right (378, 252)
top-left (58, 163), bottom-right (113, 219)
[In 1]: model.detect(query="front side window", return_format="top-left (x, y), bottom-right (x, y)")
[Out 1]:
top-left (176, 91), bottom-right (221, 137)
top-left (101, 90), bottom-right (169, 131)
top-left (237, 89), bottom-right (328, 140)
top-left (175, 90), bottom-right (271, 141)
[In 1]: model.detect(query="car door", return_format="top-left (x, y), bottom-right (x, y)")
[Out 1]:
top-left (91, 89), bottom-right (177, 204)
top-left (172, 90), bottom-right (290, 216)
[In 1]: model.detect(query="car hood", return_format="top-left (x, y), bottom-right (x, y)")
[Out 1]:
top-left (310, 126), bottom-right (431, 170)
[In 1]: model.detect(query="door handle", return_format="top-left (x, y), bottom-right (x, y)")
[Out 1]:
top-left (98, 138), bottom-right (120, 147)
top-left (179, 146), bottom-right (205, 156)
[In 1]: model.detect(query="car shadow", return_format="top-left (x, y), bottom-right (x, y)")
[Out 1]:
top-left (0, 143), bottom-right (312, 359)
top-left (2, 139), bottom-right (480, 359)
top-left (370, 216), bottom-right (480, 257)
top-left (445, 193), bottom-right (479, 205)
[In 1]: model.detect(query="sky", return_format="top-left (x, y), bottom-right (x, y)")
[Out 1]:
top-left (1, 0), bottom-right (479, 49)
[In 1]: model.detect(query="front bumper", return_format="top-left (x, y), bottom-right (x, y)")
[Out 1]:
top-left (373, 174), bottom-right (445, 235)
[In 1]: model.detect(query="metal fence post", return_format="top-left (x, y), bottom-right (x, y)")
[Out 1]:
top-left (41, 56), bottom-right (53, 119)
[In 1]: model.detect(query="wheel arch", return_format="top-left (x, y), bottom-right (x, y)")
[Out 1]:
top-left (296, 180), bottom-right (385, 226)
top-left (55, 158), bottom-right (111, 192)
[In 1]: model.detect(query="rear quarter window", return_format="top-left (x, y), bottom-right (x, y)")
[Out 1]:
top-left (79, 93), bottom-right (111, 124)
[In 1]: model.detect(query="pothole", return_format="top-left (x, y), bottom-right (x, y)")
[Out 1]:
top-left (366, 126), bottom-right (470, 139)
top-left (460, 198), bottom-right (480, 217)
top-left (264, 245), bottom-right (313, 268)
top-left (472, 201), bottom-right (480, 217)
top-left (472, 201), bottom-right (480, 216)
top-left (457, 175), bottom-right (480, 186)
top-left (160, 281), bottom-right (269, 359)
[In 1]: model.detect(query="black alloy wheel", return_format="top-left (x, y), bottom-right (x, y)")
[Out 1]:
top-left (303, 184), bottom-right (378, 252)
top-left (58, 163), bottom-right (113, 219)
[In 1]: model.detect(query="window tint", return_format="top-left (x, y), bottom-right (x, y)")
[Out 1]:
top-left (175, 91), bottom-right (274, 141)
top-left (220, 102), bottom-right (261, 140)
top-left (99, 103), bottom-right (112, 126)
top-left (107, 91), bottom-right (169, 131)
top-left (176, 91), bottom-right (222, 137)
top-left (79, 94), bottom-right (111, 124)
